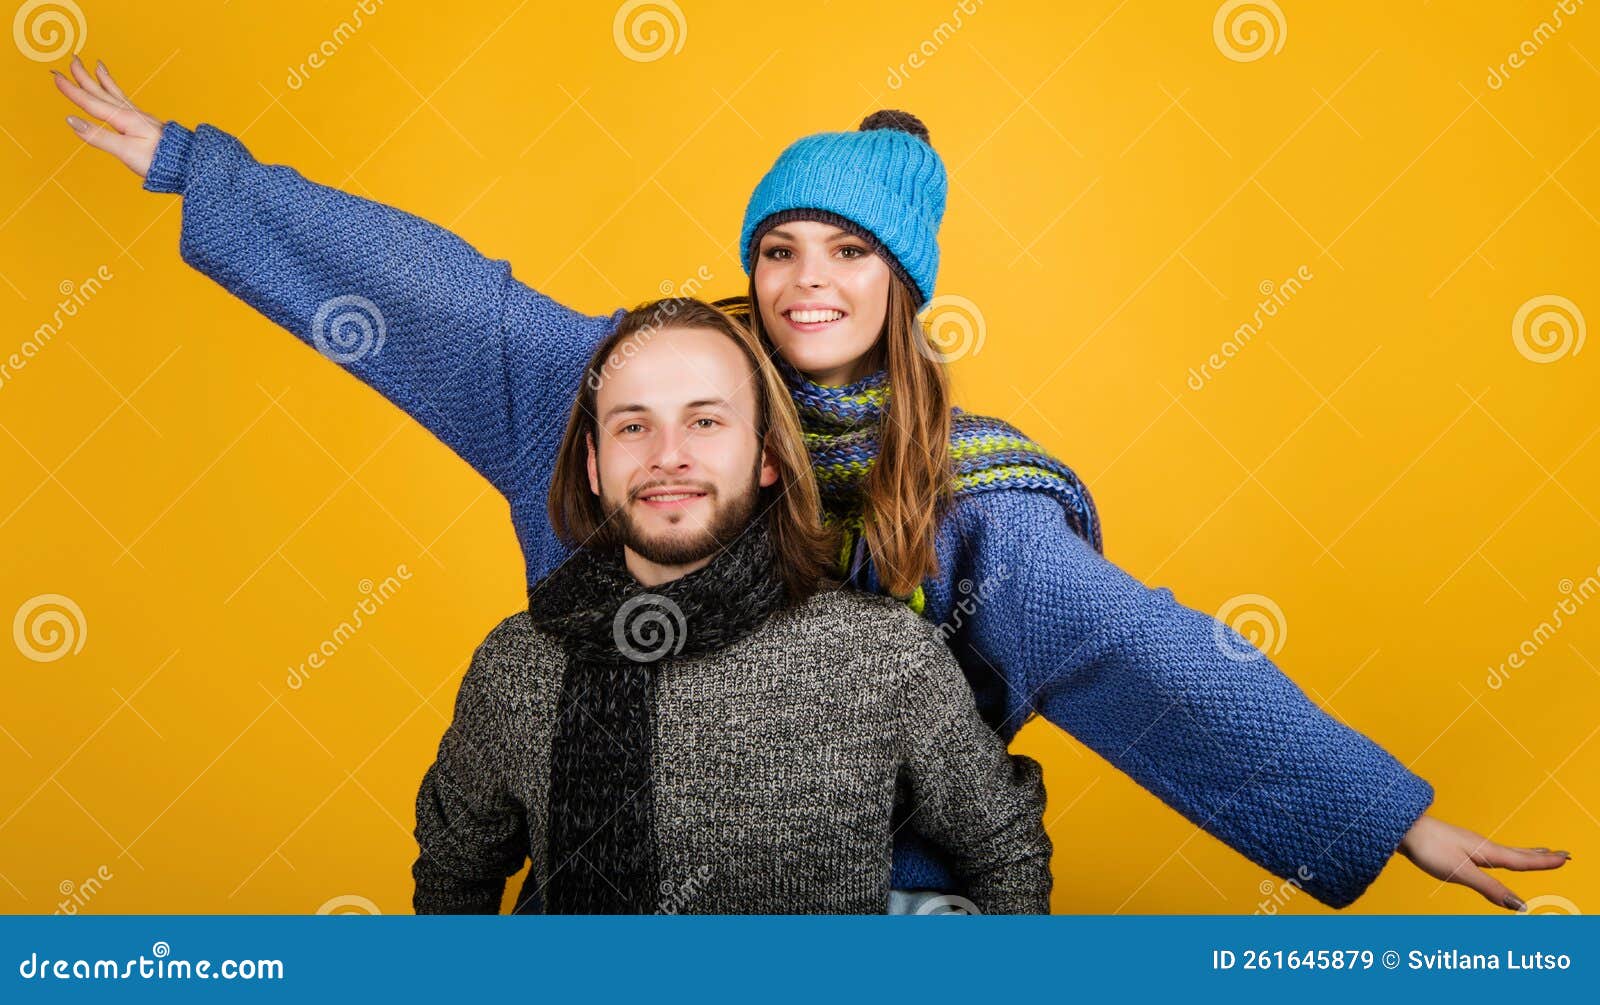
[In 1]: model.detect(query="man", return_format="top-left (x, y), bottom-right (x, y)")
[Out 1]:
top-left (411, 298), bottom-right (1052, 914)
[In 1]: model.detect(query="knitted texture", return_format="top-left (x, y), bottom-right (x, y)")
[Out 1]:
top-left (775, 353), bottom-right (1104, 604)
top-left (150, 120), bottom-right (1435, 910)
top-left (415, 588), bottom-right (1053, 914)
top-left (738, 113), bottom-right (947, 306)
top-left (526, 522), bottom-right (788, 913)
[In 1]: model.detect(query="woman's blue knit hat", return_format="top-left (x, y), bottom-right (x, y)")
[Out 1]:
top-left (739, 110), bottom-right (947, 308)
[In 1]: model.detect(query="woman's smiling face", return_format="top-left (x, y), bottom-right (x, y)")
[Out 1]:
top-left (753, 219), bottom-right (891, 386)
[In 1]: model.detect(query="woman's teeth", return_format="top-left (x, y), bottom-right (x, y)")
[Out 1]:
top-left (788, 309), bottom-right (844, 324)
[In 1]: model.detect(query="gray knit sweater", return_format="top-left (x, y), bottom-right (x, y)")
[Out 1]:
top-left (412, 587), bottom-right (1052, 914)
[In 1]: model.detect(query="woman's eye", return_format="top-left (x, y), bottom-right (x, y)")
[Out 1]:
top-left (839, 245), bottom-right (866, 259)
top-left (762, 247), bottom-right (791, 260)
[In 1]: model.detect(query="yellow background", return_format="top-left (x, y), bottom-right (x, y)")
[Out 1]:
top-left (1, 0), bottom-right (1596, 915)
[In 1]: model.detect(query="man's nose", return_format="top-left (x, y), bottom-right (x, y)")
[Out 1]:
top-left (649, 426), bottom-right (692, 471)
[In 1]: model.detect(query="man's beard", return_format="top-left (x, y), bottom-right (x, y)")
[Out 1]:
top-left (601, 471), bottom-right (762, 568)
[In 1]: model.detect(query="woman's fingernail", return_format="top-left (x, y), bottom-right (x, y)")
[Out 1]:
top-left (65, 116), bottom-right (86, 132)
top-left (1503, 893), bottom-right (1527, 911)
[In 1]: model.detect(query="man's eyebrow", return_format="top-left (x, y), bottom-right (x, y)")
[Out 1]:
top-left (599, 402), bottom-right (649, 422)
top-left (599, 398), bottom-right (732, 422)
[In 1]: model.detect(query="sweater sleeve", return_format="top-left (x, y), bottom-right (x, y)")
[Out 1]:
top-left (895, 617), bottom-right (1054, 914)
top-left (962, 489), bottom-right (1434, 909)
top-left (142, 120), bottom-right (623, 497)
top-left (412, 633), bottom-right (529, 915)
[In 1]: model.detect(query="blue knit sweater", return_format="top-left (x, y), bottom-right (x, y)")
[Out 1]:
top-left (144, 121), bottom-right (1435, 909)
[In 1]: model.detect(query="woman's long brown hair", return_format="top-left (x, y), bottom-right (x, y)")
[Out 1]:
top-left (718, 274), bottom-right (954, 598)
top-left (548, 297), bottom-right (838, 605)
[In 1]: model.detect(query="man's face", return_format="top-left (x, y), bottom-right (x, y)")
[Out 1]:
top-left (587, 325), bottom-right (780, 572)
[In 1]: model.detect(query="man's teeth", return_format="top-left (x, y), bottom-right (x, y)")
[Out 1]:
top-left (788, 309), bottom-right (844, 323)
top-left (644, 492), bottom-right (701, 502)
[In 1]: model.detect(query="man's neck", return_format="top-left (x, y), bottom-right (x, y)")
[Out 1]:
top-left (623, 547), bottom-right (713, 588)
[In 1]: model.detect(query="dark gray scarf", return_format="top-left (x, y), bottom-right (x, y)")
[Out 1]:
top-left (525, 520), bottom-right (787, 913)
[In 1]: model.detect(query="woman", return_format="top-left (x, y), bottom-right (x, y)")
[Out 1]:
top-left (53, 54), bottom-right (1569, 912)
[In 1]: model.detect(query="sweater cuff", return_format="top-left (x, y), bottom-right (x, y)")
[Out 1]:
top-left (1315, 767), bottom-right (1435, 909)
top-left (142, 120), bottom-right (194, 194)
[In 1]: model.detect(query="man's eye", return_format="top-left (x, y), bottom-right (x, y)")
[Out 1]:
top-left (619, 423), bottom-right (644, 434)
top-left (693, 418), bottom-right (718, 429)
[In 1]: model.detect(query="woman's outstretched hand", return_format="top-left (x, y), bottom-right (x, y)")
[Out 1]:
top-left (1397, 813), bottom-right (1571, 911)
top-left (51, 55), bottom-right (164, 178)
